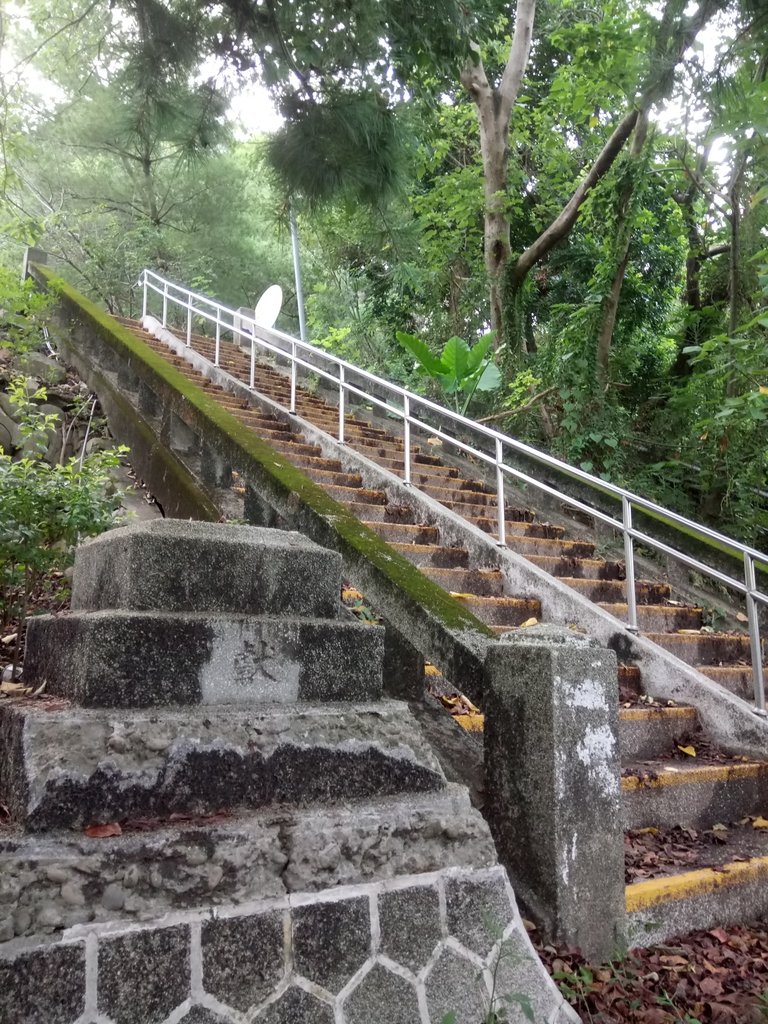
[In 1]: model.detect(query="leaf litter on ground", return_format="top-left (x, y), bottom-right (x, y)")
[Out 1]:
top-left (531, 920), bottom-right (768, 1023)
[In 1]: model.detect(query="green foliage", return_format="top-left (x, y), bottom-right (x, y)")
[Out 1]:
top-left (0, 378), bottom-right (127, 666)
top-left (0, 269), bottom-right (56, 356)
top-left (396, 329), bottom-right (501, 415)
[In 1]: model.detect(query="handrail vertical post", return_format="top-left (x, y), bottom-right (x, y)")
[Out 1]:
top-left (622, 496), bottom-right (638, 632)
top-left (744, 553), bottom-right (766, 713)
top-left (141, 271), bottom-right (148, 320)
top-left (495, 437), bottom-right (506, 547)
top-left (403, 396), bottom-right (411, 485)
top-left (250, 335), bottom-right (256, 389)
top-left (338, 366), bottom-right (345, 444)
top-left (290, 343), bottom-right (297, 413)
top-left (214, 314), bottom-right (221, 367)
top-left (161, 284), bottom-right (168, 327)
top-left (186, 302), bottom-right (192, 347)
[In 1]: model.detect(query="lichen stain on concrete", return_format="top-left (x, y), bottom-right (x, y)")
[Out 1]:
top-left (565, 676), bottom-right (606, 711)
top-left (576, 724), bottom-right (619, 797)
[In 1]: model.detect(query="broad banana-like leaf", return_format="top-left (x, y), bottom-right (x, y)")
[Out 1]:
top-left (441, 335), bottom-right (470, 382)
top-left (465, 331), bottom-right (496, 373)
top-left (395, 331), bottom-right (444, 376)
top-left (470, 361), bottom-right (502, 392)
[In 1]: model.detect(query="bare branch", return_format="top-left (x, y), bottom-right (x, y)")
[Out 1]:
top-left (498, 0), bottom-right (536, 118)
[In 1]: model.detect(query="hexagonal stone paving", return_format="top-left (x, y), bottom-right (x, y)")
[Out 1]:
top-left (202, 911), bottom-right (284, 1012)
top-left (424, 947), bottom-right (488, 1024)
top-left (292, 897), bottom-right (370, 993)
top-left (378, 885), bottom-right (442, 973)
top-left (0, 941), bottom-right (85, 1024)
top-left (445, 874), bottom-right (513, 957)
top-left (98, 925), bottom-right (190, 1024)
top-left (256, 985), bottom-right (334, 1023)
top-left (343, 963), bottom-right (421, 1024)
top-left (179, 1008), bottom-right (233, 1024)
top-left (487, 928), bottom-right (564, 1023)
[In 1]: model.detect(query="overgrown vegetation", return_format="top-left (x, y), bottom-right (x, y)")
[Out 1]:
top-left (1, 0), bottom-right (766, 546)
top-left (0, 271), bottom-right (126, 678)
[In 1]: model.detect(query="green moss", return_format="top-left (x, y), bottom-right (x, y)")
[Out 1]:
top-left (34, 265), bottom-right (493, 637)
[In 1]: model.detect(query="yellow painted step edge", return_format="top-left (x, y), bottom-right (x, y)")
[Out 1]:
top-left (621, 761), bottom-right (768, 791)
top-left (626, 856), bottom-right (768, 913)
top-left (619, 706), bottom-right (697, 722)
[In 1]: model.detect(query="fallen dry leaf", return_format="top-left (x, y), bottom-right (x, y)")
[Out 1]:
top-left (84, 822), bottom-right (122, 838)
top-left (519, 617), bottom-right (538, 628)
top-left (0, 681), bottom-right (32, 696)
top-left (735, 612), bottom-right (749, 623)
top-left (752, 816), bottom-right (768, 829)
top-left (677, 744), bottom-right (697, 757)
top-left (1, 633), bottom-right (17, 645)
top-left (453, 713), bottom-right (484, 733)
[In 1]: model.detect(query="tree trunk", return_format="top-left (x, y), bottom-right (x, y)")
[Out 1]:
top-left (502, 0), bottom-right (724, 362)
top-left (595, 111), bottom-right (649, 386)
top-left (461, 0), bottom-right (536, 342)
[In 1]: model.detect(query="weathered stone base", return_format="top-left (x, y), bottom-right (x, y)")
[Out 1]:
top-left (23, 611), bottom-right (383, 706)
top-left (0, 866), bottom-right (577, 1024)
top-left (71, 520), bottom-right (343, 619)
top-left (0, 787), bottom-right (497, 941)
top-left (1, 702), bottom-right (444, 829)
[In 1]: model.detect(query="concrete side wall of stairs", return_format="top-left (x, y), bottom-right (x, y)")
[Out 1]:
top-left (28, 264), bottom-right (768, 958)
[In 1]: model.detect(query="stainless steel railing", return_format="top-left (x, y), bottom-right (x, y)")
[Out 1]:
top-left (140, 268), bottom-right (768, 713)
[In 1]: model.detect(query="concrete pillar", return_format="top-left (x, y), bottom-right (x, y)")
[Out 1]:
top-left (483, 625), bottom-right (625, 961)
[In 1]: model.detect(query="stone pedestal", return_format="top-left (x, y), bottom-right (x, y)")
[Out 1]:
top-left (483, 625), bottom-right (625, 961)
top-left (0, 521), bottom-right (576, 1024)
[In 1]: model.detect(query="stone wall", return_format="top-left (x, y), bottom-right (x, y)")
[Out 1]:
top-left (1, 867), bottom-right (575, 1024)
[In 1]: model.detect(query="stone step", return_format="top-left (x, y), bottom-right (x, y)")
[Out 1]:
top-left (618, 706), bottom-right (699, 761)
top-left (299, 416), bottom-right (390, 440)
top-left (452, 595), bottom-right (541, 626)
top-left (390, 543), bottom-right (470, 569)
top-left (268, 438), bottom-right (324, 458)
top-left (234, 420), bottom-right (295, 443)
top-left (421, 567), bottom-right (505, 598)
top-left (341, 502), bottom-right (420, 524)
top-left (505, 532), bottom-right (593, 557)
top-left (621, 760), bottom-right (768, 830)
top-left (599, 603), bottom-right (704, 632)
top-left (420, 483), bottom-right (496, 506)
top-left (71, 520), bottom-right (342, 618)
top-left (643, 631), bottom-right (753, 667)
top-left (525, 555), bottom-right (624, 580)
top-left (0, 784), bottom-right (494, 941)
top-left (324, 484), bottom-right (387, 505)
top-left (465, 516), bottom-right (563, 540)
top-left (698, 665), bottom-right (767, 701)
top-left (0, 702), bottom-right (445, 831)
top-left (302, 466), bottom-right (364, 488)
top-left (364, 521), bottom-right (440, 544)
top-left (558, 578), bottom-right (671, 604)
top-left (367, 456), bottom-right (460, 481)
top-left (285, 454), bottom-right (344, 474)
top-left (619, 663), bottom-right (643, 694)
top-left (23, 610), bottom-right (383, 708)
top-left (626, 856), bottom-right (768, 948)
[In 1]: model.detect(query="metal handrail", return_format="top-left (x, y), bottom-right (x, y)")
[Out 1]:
top-left (140, 268), bottom-right (767, 712)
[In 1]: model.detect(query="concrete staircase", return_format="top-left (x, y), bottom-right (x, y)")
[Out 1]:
top-left (1, 520), bottom-right (577, 1024)
top-left (101, 315), bottom-right (768, 950)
